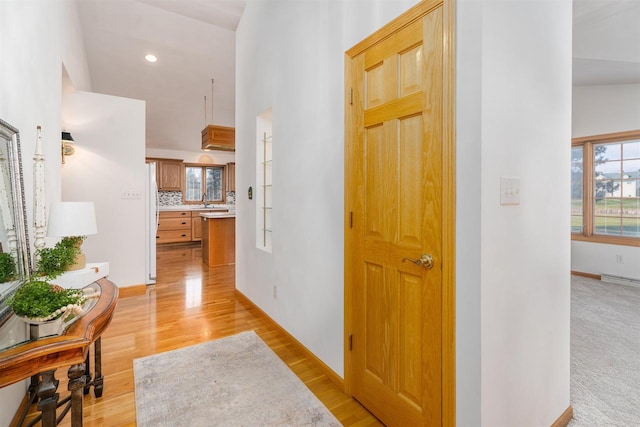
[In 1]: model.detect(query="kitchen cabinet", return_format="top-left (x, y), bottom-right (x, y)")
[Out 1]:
top-left (157, 211), bottom-right (191, 244)
top-left (192, 215), bottom-right (203, 241)
top-left (191, 210), bottom-right (228, 242)
top-left (158, 160), bottom-right (183, 191)
top-left (147, 158), bottom-right (184, 191)
top-left (201, 215), bottom-right (235, 266)
top-left (227, 162), bottom-right (236, 192)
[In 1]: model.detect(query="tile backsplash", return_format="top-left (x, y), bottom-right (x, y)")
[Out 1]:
top-left (158, 191), bottom-right (182, 206)
top-left (226, 191), bottom-right (236, 205)
top-left (158, 191), bottom-right (236, 206)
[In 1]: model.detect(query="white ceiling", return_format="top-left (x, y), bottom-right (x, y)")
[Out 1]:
top-left (573, 0), bottom-right (640, 86)
top-left (76, 0), bottom-right (246, 152)
top-left (75, 0), bottom-right (639, 153)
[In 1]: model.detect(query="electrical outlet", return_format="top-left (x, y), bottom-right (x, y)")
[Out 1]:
top-left (616, 255), bottom-right (624, 264)
top-left (273, 285), bottom-right (277, 299)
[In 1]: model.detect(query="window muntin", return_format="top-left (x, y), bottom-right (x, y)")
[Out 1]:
top-left (184, 164), bottom-right (225, 203)
top-left (572, 131), bottom-right (640, 246)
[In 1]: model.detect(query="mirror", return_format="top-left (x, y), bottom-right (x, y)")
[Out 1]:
top-left (0, 118), bottom-right (32, 323)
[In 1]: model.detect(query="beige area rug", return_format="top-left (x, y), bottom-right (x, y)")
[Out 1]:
top-left (134, 330), bottom-right (341, 426)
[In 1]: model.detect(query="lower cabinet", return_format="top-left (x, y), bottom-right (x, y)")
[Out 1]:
top-left (157, 211), bottom-right (191, 244)
top-left (191, 211), bottom-right (205, 241)
top-left (158, 210), bottom-right (229, 244)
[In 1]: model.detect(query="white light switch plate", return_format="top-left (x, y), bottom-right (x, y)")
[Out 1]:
top-left (121, 190), bottom-right (142, 199)
top-left (500, 176), bottom-right (520, 205)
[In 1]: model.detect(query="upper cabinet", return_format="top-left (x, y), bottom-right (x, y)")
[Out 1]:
top-left (147, 158), bottom-right (184, 191)
top-left (227, 162), bottom-right (236, 192)
top-left (201, 125), bottom-right (235, 151)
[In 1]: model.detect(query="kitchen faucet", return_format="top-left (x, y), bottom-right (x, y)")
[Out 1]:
top-left (202, 193), bottom-right (209, 208)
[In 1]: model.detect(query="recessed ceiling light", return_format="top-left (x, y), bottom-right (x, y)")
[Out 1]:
top-left (145, 54), bottom-right (157, 63)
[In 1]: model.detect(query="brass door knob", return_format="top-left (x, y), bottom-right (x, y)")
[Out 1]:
top-left (402, 254), bottom-right (434, 269)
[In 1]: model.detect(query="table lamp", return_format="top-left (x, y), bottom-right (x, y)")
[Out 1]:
top-left (47, 201), bottom-right (98, 270)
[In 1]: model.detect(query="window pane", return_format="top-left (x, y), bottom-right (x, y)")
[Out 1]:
top-left (622, 193), bottom-right (640, 238)
top-left (204, 167), bottom-right (223, 201)
top-left (595, 178), bottom-right (621, 200)
top-left (622, 216), bottom-right (640, 238)
top-left (594, 216), bottom-right (621, 236)
top-left (623, 159), bottom-right (640, 176)
top-left (571, 146), bottom-right (583, 233)
top-left (623, 140), bottom-right (640, 159)
top-left (594, 196), bottom-right (620, 215)
top-left (595, 143), bottom-right (621, 161)
top-left (595, 160), bottom-right (620, 178)
top-left (185, 167), bottom-right (202, 201)
top-left (571, 214), bottom-right (583, 234)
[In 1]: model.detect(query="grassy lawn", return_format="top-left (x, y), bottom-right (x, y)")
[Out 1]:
top-left (572, 197), bottom-right (640, 236)
top-left (594, 216), bottom-right (640, 237)
top-left (572, 198), bottom-right (639, 209)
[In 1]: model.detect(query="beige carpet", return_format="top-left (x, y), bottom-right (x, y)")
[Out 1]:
top-left (568, 276), bottom-right (640, 426)
top-left (134, 330), bottom-right (341, 426)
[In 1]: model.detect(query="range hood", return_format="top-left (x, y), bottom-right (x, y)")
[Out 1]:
top-left (201, 125), bottom-right (235, 151)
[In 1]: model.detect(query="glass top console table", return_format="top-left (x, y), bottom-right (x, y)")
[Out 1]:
top-left (0, 278), bottom-right (118, 426)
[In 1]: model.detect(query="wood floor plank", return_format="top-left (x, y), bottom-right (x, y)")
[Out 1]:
top-left (24, 243), bottom-right (380, 426)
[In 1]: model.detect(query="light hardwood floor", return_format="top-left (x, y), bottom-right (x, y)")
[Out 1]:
top-left (27, 243), bottom-right (380, 426)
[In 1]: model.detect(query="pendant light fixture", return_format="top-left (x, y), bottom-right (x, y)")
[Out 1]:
top-left (201, 78), bottom-right (235, 152)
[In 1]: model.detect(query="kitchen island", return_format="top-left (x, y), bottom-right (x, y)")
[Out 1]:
top-left (201, 212), bottom-right (235, 266)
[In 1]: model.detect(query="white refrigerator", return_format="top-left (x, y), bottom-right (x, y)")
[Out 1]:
top-left (145, 162), bottom-right (158, 284)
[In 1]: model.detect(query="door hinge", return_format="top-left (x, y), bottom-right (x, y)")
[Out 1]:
top-left (349, 88), bottom-right (353, 105)
top-left (349, 334), bottom-right (353, 351)
top-left (350, 211), bottom-right (353, 228)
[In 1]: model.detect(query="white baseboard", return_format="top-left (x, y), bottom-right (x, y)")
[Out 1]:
top-left (601, 273), bottom-right (640, 288)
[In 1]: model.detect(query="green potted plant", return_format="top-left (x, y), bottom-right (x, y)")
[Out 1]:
top-left (7, 278), bottom-right (85, 323)
top-left (0, 252), bottom-right (16, 283)
top-left (35, 236), bottom-right (84, 279)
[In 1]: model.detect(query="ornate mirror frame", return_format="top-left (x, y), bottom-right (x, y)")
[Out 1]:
top-left (0, 118), bottom-right (32, 322)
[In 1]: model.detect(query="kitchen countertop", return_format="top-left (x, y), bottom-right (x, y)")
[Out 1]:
top-left (159, 205), bottom-right (234, 211)
top-left (200, 212), bottom-right (236, 219)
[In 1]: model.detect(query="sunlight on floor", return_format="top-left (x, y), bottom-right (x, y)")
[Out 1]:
top-left (185, 278), bottom-right (203, 308)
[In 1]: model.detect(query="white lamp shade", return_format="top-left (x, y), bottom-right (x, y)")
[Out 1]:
top-left (47, 201), bottom-right (98, 237)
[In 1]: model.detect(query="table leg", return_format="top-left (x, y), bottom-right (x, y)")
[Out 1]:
top-left (83, 349), bottom-right (92, 395)
top-left (37, 370), bottom-right (59, 427)
top-left (93, 337), bottom-right (104, 398)
top-left (67, 363), bottom-right (86, 427)
top-left (29, 324), bottom-right (41, 393)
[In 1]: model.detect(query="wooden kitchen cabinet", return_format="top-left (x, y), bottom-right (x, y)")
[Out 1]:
top-left (191, 210), bottom-right (227, 242)
top-left (202, 216), bottom-right (235, 266)
top-left (158, 160), bottom-right (183, 191)
top-left (191, 211), bottom-right (205, 241)
top-left (157, 211), bottom-right (191, 244)
top-left (147, 158), bottom-right (184, 191)
top-left (227, 162), bottom-right (236, 192)
top-left (192, 216), bottom-right (203, 241)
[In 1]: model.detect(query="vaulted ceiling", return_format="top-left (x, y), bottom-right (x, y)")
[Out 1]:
top-left (76, 0), bottom-right (639, 152)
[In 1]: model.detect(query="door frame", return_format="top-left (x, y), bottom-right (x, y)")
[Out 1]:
top-left (343, 0), bottom-right (456, 425)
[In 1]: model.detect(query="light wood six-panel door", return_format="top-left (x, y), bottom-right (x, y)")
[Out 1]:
top-left (345, 1), bottom-right (454, 425)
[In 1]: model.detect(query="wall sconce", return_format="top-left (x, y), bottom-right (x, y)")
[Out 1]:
top-left (61, 131), bottom-right (75, 164)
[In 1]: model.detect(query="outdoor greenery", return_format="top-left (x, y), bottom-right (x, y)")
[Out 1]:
top-left (35, 236), bottom-right (84, 279)
top-left (7, 278), bottom-right (84, 318)
top-left (572, 141), bottom-right (640, 238)
top-left (0, 252), bottom-right (16, 283)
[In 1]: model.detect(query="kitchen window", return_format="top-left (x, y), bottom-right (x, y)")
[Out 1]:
top-left (184, 164), bottom-right (225, 204)
top-left (572, 130), bottom-right (640, 246)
